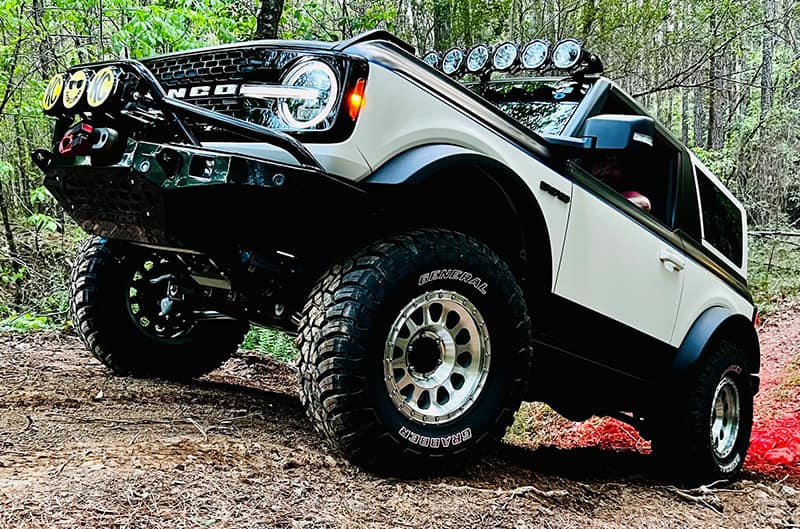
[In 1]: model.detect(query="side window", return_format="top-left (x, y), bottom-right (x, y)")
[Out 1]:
top-left (695, 169), bottom-right (743, 267)
top-left (579, 92), bottom-right (678, 226)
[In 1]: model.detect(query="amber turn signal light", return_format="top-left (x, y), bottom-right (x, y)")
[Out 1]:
top-left (347, 79), bottom-right (366, 120)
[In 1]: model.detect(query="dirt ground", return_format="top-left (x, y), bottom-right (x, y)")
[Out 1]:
top-left (1, 328), bottom-right (798, 529)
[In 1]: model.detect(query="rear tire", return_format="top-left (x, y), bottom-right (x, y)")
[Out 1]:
top-left (297, 230), bottom-right (533, 472)
top-left (70, 237), bottom-right (248, 379)
top-left (652, 339), bottom-right (753, 483)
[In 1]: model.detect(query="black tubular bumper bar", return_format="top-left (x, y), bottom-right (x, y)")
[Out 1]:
top-left (83, 59), bottom-right (325, 172)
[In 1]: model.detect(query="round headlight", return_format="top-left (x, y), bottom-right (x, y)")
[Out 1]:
top-left (422, 51), bottom-right (440, 69)
top-left (552, 39), bottom-right (582, 69)
top-left (442, 48), bottom-right (464, 76)
top-left (42, 73), bottom-right (65, 112)
top-left (277, 60), bottom-right (339, 130)
top-left (466, 44), bottom-right (490, 73)
top-left (87, 67), bottom-right (120, 108)
top-left (522, 40), bottom-right (549, 69)
top-left (63, 70), bottom-right (88, 110)
top-left (492, 42), bottom-right (518, 71)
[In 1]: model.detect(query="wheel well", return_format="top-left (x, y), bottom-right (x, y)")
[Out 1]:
top-left (674, 309), bottom-right (760, 380)
top-left (362, 159), bottom-right (552, 301)
top-left (711, 314), bottom-right (760, 375)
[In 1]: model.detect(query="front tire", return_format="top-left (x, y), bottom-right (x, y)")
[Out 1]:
top-left (652, 339), bottom-right (753, 483)
top-left (298, 230), bottom-right (533, 472)
top-left (70, 237), bottom-right (248, 379)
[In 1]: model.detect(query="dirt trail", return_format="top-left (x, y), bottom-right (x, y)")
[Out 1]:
top-left (0, 330), bottom-right (798, 528)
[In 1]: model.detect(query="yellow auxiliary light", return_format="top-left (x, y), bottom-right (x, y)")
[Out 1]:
top-left (63, 70), bottom-right (88, 110)
top-left (42, 73), bottom-right (65, 112)
top-left (87, 67), bottom-right (119, 108)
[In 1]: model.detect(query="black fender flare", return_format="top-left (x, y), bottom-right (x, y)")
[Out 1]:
top-left (673, 306), bottom-right (760, 391)
top-left (364, 144), bottom-right (554, 291)
top-left (365, 144), bottom-right (514, 185)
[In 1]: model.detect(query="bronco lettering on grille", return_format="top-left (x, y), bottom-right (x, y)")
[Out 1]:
top-left (166, 84), bottom-right (239, 99)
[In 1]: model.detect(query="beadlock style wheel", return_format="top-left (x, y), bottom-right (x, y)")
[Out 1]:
top-left (297, 230), bottom-right (533, 471)
top-left (710, 375), bottom-right (741, 460)
top-left (69, 237), bottom-right (247, 379)
top-left (126, 256), bottom-right (194, 341)
top-left (384, 290), bottom-right (491, 425)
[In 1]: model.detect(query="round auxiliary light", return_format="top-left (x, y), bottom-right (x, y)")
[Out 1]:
top-left (492, 42), bottom-right (518, 71)
top-left (552, 38), bottom-right (583, 69)
top-left (277, 60), bottom-right (339, 130)
top-left (521, 39), bottom-right (549, 69)
top-left (466, 44), bottom-right (491, 73)
top-left (422, 51), bottom-right (440, 69)
top-left (87, 66), bottom-right (120, 108)
top-left (42, 73), bottom-right (65, 112)
top-left (62, 70), bottom-right (89, 110)
top-left (441, 48), bottom-right (465, 76)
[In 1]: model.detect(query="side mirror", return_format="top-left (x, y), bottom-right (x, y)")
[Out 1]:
top-left (582, 114), bottom-right (655, 150)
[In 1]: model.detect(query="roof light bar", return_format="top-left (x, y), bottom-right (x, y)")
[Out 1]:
top-left (521, 39), bottom-right (549, 69)
top-left (422, 51), bottom-right (440, 69)
top-left (492, 42), bottom-right (518, 71)
top-left (552, 39), bottom-right (582, 69)
top-left (442, 47), bottom-right (465, 76)
top-left (466, 44), bottom-right (491, 74)
top-left (419, 37), bottom-right (603, 77)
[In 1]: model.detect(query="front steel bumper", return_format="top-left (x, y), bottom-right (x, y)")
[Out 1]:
top-left (39, 140), bottom-right (366, 253)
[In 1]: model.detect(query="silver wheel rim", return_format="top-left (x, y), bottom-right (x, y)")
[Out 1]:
top-left (710, 375), bottom-right (741, 460)
top-left (384, 290), bottom-right (490, 425)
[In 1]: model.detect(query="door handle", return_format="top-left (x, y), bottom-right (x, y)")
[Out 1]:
top-left (659, 249), bottom-right (686, 272)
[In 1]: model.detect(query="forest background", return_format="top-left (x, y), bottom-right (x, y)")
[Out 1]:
top-left (1, 0), bottom-right (799, 345)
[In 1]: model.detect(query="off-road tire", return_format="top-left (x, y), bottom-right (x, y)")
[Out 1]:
top-left (297, 230), bottom-right (533, 472)
top-left (652, 339), bottom-right (753, 483)
top-left (70, 237), bottom-right (248, 379)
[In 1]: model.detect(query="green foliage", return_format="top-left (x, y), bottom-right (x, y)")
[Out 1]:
top-left (281, 0), bottom-right (397, 41)
top-left (30, 186), bottom-right (53, 207)
top-left (241, 327), bottom-right (298, 363)
top-left (748, 235), bottom-right (800, 316)
top-left (0, 312), bottom-right (62, 332)
top-left (26, 213), bottom-right (58, 233)
top-left (0, 266), bottom-right (26, 287)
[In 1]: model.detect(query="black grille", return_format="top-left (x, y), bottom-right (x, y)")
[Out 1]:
top-left (141, 46), bottom-right (329, 138)
top-left (141, 47), bottom-right (300, 88)
top-left (135, 45), bottom-right (362, 143)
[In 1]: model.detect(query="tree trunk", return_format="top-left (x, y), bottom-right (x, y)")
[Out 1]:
top-left (457, 0), bottom-right (473, 47)
top-left (681, 88), bottom-right (690, 145)
top-left (254, 0), bottom-right (285, 39)
top-left (13, 116), bottom-right (31, 213)
top-left (693, 82), bottom-right (705, 148)
top-left (0, 181), bottom-right (22, 308)
top-left (666, 89), bottom-right (674, 132)
top-left (509, 0), bottom-right (519, 42)
top-left (579, 0), bottom-right (596, 40)
top-left (433, 0), bottom-right (451, 50)
top-left (761, 0), bottom-right (775, 114)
